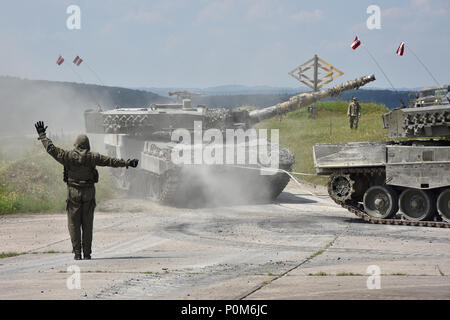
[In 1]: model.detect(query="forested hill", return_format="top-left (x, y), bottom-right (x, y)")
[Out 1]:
top-left (0, 76), bottom-right (171, 134)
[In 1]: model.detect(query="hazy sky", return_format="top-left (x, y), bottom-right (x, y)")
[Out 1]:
top-left (0, 0), bottom-right (448, 89)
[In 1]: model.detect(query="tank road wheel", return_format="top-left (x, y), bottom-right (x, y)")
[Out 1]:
top-left (363, 186), bottom-right (398, 219)
top-left (399, 189), bottom-right (434, 221)
top-left (437, 189), bottom-right (450, 222)
top-left (328, 174), bottom-right (354, 202)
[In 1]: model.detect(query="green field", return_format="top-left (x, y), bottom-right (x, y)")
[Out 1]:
top-left (0, 138), bottom-right (118, 214)
top-left (254, 100), bottom-right (390, 185)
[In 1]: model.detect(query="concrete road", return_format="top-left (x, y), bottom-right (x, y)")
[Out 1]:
top-left (0, 181), bottom-right (449, 300)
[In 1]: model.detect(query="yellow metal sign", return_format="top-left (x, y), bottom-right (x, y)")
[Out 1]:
top-left (289, 55), bottom-right (344, 90)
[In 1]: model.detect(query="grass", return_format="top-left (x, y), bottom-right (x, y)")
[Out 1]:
top-left (390, 272), bottom-right (408, 276)
top-left (336, 272), bottom-right (363, 276)
top-left (436, 265), bottom-right (445, 276)
top-left (31, 250), bottom-right (68, 254)
top-left (267, 272), bottom-right (284, 277)
top-left (308, 248), bottom-right (326, 260)
top-left (1, 251), bottom-right (71, 259)
top-left (0, 252), bottom-right (23, 259)
top-left (308, 271), bottom-right (328, 276)
top-left (254, 100), bottom-right (390, 185)
top-left (0, 138), bottom-right (119, 214)
top-left (307, 237), bottom-right (337, 260)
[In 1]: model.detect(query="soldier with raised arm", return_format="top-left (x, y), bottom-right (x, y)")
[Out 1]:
top-left (35, 121), bottom-right (139, 260)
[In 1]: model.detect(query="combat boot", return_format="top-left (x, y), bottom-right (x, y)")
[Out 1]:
top-left (83, 254), bottom-right (91, 260)
top-left (74, 253), bottom-right (82, 260)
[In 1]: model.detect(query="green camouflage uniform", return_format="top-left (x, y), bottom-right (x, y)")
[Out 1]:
top-left (347, 101), bottom-right (361, 129)
top-left (38, 133), bottom-right (128, 256)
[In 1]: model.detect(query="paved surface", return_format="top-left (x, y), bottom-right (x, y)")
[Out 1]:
top-left (0, 181), bottom-right (449, 300)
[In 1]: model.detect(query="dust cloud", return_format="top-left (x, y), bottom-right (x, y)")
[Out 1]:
top-left (178, 166), bottom-right (280, 208)
top-left (0, 76), bottom-right (113, 137)
top-left (122, 148), bottom-right (288, 209)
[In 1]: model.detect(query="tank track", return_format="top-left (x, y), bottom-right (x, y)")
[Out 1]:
top-left (328, 168), bottom-right (450, 228)
top-left (144, 166), bottom-right (291, 206)
top-left (144, 170), bottom-right (183, 204)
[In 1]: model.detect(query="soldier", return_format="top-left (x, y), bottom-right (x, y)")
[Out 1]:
top-left (34, 121), bottom-right (139, 260)
top-left (347, 97), bottom-right (361, 129)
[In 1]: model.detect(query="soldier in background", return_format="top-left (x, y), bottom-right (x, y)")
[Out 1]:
top-left (35, 121), bottom-right (139, 260)
top-left (347, 97), bottom-right (362, 129)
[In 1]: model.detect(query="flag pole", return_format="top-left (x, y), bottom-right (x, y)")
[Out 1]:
top-left (70, 64), bottom-right (103, 108)
top-left (68, 62), bottom-right (85, 83)
top-left (362, 45), bottom-right (406, 107)
top-left (61, 39), bottom-right (106, 87)
top-left (404, 44), bottom-right (440, 87)
top-left (362, 46), bottom-right (396, 91)
top-left (84, 62), bottom-right (105, 87)
top-left (58, 57), bottom-right (103, 108)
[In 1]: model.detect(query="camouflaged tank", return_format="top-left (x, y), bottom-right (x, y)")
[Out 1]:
top-left (314, 87), bottom-right (450, 226)
top-left (84, 75), bottom-right (375, 206)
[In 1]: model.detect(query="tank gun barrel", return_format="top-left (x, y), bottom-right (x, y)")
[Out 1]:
top-left (248, 74), bottom-right (376, 123)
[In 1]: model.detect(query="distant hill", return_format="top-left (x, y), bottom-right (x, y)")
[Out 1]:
top-left (323, 88), bottom-right (410, 109)
top-left (137, 85), bottom-right (305, 96)
top-left (0, 76), bottom-right (170, 134)
top-left (188, 88), bottom-right (411, 110)
top-left (139, 85), bottom-right (412, 109)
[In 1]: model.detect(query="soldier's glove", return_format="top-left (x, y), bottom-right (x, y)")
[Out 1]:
top-left (34, 121), bottom-right (48, 135)
top-left (126, 159), bottom-right (139, 168)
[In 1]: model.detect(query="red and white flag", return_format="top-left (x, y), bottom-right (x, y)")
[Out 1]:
top-left (56, 55), bottom-right (64, 65)
top-left (396, 42), bottom-right (405, 56)
top-left (351, 36), bottom-right (361, 50)
top-left (73, 55), bottom-right (83, 66)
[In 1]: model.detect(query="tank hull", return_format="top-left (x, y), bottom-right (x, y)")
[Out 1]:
top-left (314, 141), bottom-right (450, 225)
top-left (104, 134), bottom-right (294, 206)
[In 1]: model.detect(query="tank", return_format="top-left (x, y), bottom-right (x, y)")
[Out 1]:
top-left (84, 74), bottom-right (375, 206)
top-left (408, 85), bottom-right (449, 108)
top-left (313, 89), bottom-right (450, 227)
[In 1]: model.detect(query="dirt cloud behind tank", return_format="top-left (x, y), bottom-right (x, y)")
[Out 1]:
top-left (0, 76), bottom-right (171, 135)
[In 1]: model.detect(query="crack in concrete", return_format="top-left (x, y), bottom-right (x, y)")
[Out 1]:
top-left (236, 225), bottom-right (348, 300)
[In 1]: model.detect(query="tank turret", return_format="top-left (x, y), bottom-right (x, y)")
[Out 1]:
top-left (382, 105), bottom-right (450, 138)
